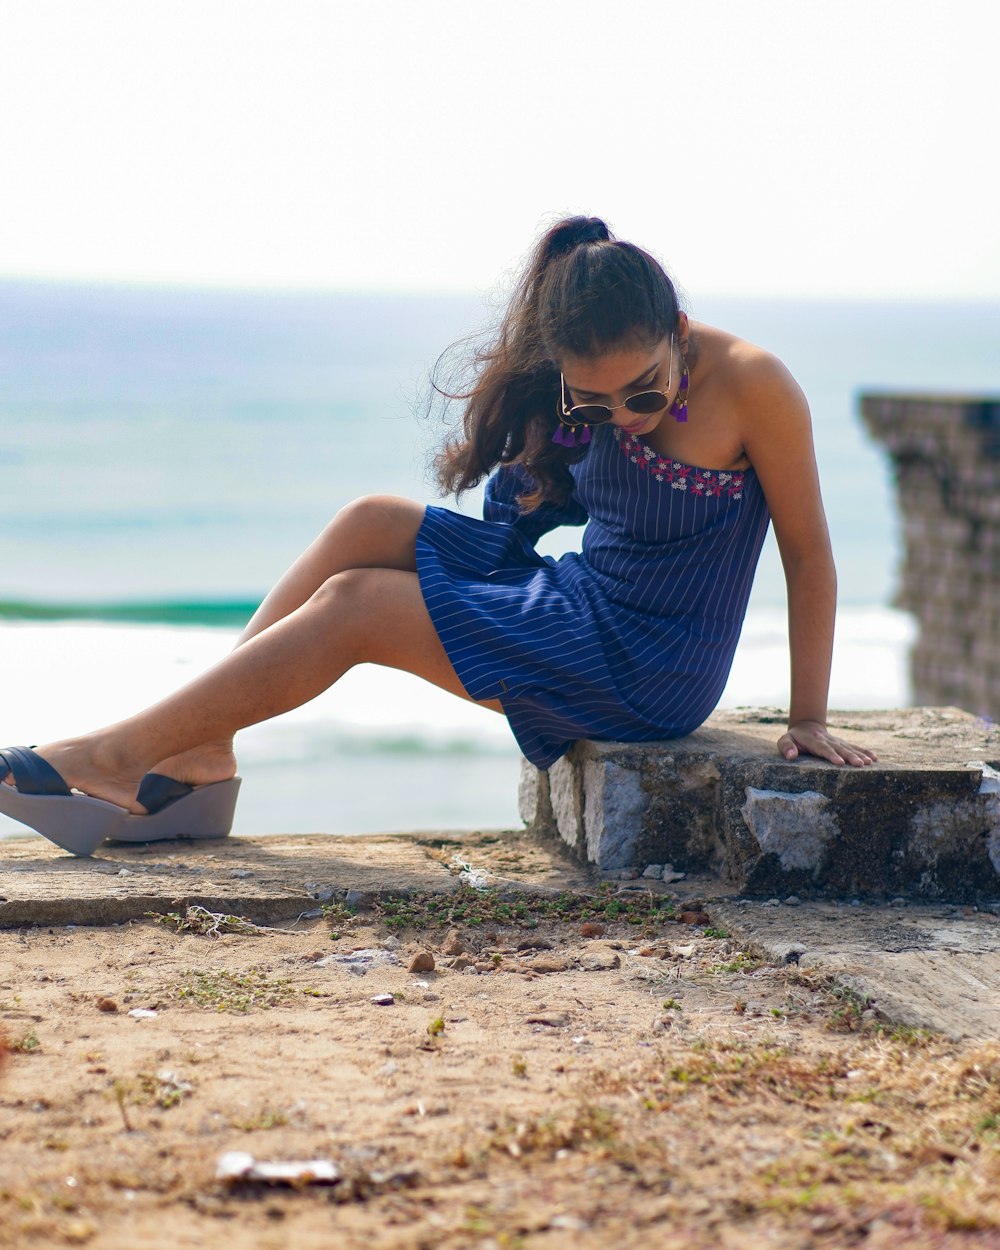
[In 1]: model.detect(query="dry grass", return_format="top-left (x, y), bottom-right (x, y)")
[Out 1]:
top-left (1, 914), bottom-right (998, 1250)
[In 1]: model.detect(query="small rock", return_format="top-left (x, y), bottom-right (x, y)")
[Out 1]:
top-left (441, 929), bottom-right (465, 956)
top-left (370, 994), bottom-right (395, 1007)
top-left (523, 957), bottom-right (568, 974)
top-left (230, 869), bottom-right (253, 879)
top-left (580, 950), bottom-right (621, 972)
top-left (302, 950), bottom-right (325, 963)
top-left (382, 935), bottom-right (401, 949)
top-left (678, 911), bottom-right (710, 926)
top-left (580, 922), bottom-right (606, 939)
top-left (96, 996), bottom-right (118, 1013)
top-left (890, 897), bottom-right (908, 908)
top-left (343, 889), bottom-right (373, 910)
top-left (450, 955), bottom-right (475, 971)
top-left (408, 951), bottom-right (436, 974)
top-left (474, 961), bottom-right (493, 973)
top-left (642, 863), bottom-right (664, 880)
top-left (662, 867), bottom-right (686, 883)
top-left (764, 898), bottom-right (781, 908)
top-left (784, 895), bottom-right (801, 906)
top-left (526, 1011), bottom-right (570, 1027)
top-left (605, 868), bottom-right (639, 881)
top-left (517, 937), bottom-right (553, 951)
top-left (116, 867), bottom-right (132, 877)
top-left (378, 1060), bottom-right (398, 1076)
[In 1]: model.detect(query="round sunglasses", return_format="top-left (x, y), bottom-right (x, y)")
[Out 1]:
top-left (558, 335), bottom-right (682, 429)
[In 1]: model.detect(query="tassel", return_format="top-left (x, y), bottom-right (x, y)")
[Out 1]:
top-left (551, 423), bottom-right (591, 448)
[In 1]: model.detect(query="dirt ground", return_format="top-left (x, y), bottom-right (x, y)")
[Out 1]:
top-left (2, 887), bottom-right (999, 1250)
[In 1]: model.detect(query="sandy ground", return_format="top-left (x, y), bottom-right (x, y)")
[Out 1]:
top-left (2, 892), bottom-right (1000, 1250)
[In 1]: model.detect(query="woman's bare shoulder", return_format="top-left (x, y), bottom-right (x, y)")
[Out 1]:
top-left (691, 321), bottom-right (807, 416)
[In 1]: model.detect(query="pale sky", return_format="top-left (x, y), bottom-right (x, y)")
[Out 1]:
top-left (1, 0), bottom-right (997, 298)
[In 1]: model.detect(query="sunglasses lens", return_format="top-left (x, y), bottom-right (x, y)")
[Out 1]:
top-left (625, 391), bottom-right (669, 416)
top-left (571, 405), bottom-right (614, 426)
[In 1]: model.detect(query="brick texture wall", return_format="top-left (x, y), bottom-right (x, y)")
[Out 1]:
top-left (861, 394), bottom-right (1000, 718)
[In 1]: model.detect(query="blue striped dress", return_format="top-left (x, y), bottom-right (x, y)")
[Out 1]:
top-left (416, 422), bottom-right (771, 768)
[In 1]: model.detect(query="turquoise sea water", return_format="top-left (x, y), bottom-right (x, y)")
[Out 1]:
top-left (1, 281), bottom-right (998, 837)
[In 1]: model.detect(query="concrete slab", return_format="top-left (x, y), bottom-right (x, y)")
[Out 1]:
top-left (3, 823), bottom-right (999, 1042)
top-left (0, 829), bottom-right (594, 929)
top-left (713, 896), bottom-right (1000, 1042)
top-left (520, 707), bottom-right (1000, 901)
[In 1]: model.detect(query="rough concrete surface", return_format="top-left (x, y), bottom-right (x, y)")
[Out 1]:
top-left (712, 896), bottom-right (1000, 1042)
top-left (0, 828), bottom-right (594, 928)
top-left (522, 706), bottom-right (1000, 900)
top-left (3, 824), bottom-right (1000, 1041)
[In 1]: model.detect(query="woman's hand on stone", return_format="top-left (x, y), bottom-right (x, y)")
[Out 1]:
top-left (777, 721), bottom-right (878, 766)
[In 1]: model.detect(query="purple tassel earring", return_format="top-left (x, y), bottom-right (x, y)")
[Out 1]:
top-left (552, 423), bottom-right (591, 448)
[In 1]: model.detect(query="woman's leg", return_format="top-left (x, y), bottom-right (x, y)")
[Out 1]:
top-left (149, 494), bottom-right (431, 789)
top-left (26, 562), bottom-right (504, 812)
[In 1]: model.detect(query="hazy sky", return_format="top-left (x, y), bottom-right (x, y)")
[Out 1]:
top-left (2, 0), bottom-right (997, 298)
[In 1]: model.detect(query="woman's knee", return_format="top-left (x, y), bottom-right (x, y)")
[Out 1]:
top-left (329, 494), bottom-right (425, 539)
top-left (307, 567), bottom-right (410, 661)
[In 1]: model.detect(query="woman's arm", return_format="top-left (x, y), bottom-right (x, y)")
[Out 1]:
top-left (739, 351), bottom-right (877, 766)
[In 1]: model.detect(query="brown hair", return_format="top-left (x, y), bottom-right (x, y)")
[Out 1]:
top-left (433, 216), bottom-right (682, 510)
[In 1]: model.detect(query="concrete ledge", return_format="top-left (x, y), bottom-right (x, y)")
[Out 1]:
top-left (0, 830), bottom-right (595, 929)
top-left (520, 707), bottom-right (1000, 901)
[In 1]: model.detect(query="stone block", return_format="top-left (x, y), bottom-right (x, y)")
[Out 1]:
top-left (582, 758), bottom-right (647, 869)
top-left (519, 708), bottom-right (1000, 900)
top-left (548, 755), bottom-right (582, 850)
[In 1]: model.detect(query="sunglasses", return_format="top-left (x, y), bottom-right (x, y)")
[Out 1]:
top-left (558, 334), bottom-right (683, 429)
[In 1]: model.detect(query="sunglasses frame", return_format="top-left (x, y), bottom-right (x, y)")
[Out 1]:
top-left (558, 333), bottom-right (675, 429)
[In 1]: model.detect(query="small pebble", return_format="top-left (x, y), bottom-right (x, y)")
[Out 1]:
top-left (370, 993), bottom-right (395, 1007)
top-left (642, 863), bottom-right (665, 880)
top-left (580, 922), bottom-right (605, 939)
top-left (116, 868), bottom-right (132, 878)
top-left (441, 929), bottom-right (465, 956)
top-left (784, 895), bottom-right (801, 906)
top-left (450, 955), bottom-right (475, 971)
top-left (96, 996), bottom-right (118, 1013)
top-left (763, 899), bottom-right (781, 908)
top-left (408, 951), bottom-right (436, 974)
top-left (230, 869), bottom-right (253, 879)
top-left (890, 897), bottom-right (908, 908)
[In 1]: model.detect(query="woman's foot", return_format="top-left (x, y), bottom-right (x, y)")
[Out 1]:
top-left (1, 736), bottom-right (146, 813)
top-left (142, 741), bottom-right (238, 809)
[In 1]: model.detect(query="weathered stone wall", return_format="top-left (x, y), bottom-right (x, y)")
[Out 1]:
top-left (519, 708), bottom-right (1000, 901)
top-left (861, 393), bottom-right (1000, 717)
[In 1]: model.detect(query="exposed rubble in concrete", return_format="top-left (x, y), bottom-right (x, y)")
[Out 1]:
top-left (520, 707), bottom-right (1000, 901)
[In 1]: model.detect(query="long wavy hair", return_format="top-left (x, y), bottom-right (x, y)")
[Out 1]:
top-left (433, 216), bottom-right (682, 510)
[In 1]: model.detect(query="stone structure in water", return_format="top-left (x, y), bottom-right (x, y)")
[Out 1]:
top-left (861, 392), bottom-right (1000, 719)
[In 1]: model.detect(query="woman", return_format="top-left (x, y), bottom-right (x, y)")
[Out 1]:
top-left (0, 215), bottom-right (875, 856)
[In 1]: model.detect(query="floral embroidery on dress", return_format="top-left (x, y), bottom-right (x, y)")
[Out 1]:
top-left (613, 428), bottom-right (744, 499)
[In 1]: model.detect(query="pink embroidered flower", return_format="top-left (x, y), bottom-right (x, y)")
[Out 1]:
top-left (615, 429), bottom-right (746, 497)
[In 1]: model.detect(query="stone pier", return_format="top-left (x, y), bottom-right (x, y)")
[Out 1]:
top-left (519, 708), bottom-right (1000, 901)
top-left (861, 391), bottom-right (1000, 718)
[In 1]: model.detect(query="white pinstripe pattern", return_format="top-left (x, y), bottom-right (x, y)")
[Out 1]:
top-left (416, 425), bottom-right (771, 768)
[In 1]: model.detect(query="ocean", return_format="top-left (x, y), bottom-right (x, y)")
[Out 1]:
top-left (2, 281), bottom-right (998, 838)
